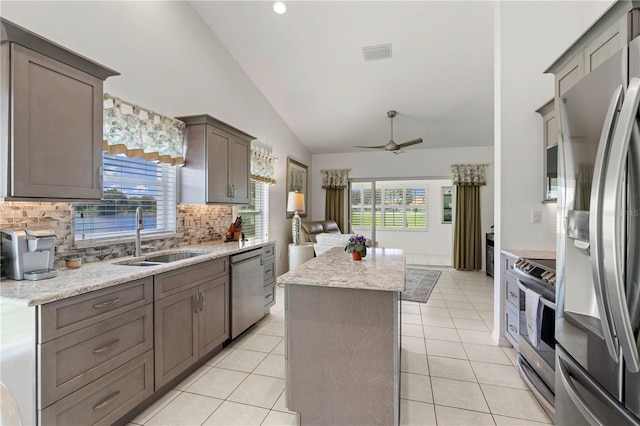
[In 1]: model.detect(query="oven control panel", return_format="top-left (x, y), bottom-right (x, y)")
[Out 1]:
top-left (515, 258), bottom-right (556, 286)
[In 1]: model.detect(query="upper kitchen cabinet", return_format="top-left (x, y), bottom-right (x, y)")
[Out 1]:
top-left (547, 3), bottom-right (640, 97)
top-left (537, 99), bottom-right (557, 202)
top-left (178, 114), bottom-right (254, 205)
top-left (0, 18), bottom-right (119, 201)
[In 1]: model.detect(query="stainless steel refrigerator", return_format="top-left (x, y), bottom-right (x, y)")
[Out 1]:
top-left (556, 34), bottom-right (640, 425)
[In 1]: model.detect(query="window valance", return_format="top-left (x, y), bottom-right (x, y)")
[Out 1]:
top-left (451, 164), bottom-right (488, 186)
top-left (321, 169), bottom-right (349, 189)
top-left (251, 149), bottom-right (277, 184)
top-left (103, 93), bottom-right (185, 165)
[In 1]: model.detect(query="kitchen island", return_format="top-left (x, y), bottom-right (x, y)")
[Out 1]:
top-left (277, 246), bottom-right (405, 426)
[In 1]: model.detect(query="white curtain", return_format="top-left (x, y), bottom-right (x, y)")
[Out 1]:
top-left (103, 93), bottom-right (186, 165)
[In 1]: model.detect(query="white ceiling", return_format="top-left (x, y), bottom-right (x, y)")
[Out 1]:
top-left (190, 1), bottom-right (495, 155)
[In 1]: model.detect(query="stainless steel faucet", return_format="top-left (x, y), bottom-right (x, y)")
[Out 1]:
top-left (135, 207), bottom-right (144, 257)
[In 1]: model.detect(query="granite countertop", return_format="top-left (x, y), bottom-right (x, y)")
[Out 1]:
top-left (0, 239), bottom-right (273, 307)
top-left (501, 248), bottom-right (556, 260)
top-left (277, 246), bottom-right (405, 292)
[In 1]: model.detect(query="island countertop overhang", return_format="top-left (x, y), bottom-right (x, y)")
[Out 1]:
top-left (277, 246), bottom-right (405, 292)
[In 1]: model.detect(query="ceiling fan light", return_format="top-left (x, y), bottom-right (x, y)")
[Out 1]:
top-left (273, 2), bottom-right (287, 14)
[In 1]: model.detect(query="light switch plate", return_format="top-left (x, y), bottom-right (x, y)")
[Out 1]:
top-left (531, 210), bottom-right (542, 224)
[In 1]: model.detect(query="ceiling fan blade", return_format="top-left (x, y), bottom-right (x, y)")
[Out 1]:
top-left (396, 138), bottom-right (423, 149)
top-left (354, 144), bottom-right (387, 149)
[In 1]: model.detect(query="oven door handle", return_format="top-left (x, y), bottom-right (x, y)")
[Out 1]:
top-left (517, 280), bottom-right (556, 310)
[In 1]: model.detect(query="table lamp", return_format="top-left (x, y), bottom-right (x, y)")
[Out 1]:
top-left (287, 191), bottom-right (305, 245)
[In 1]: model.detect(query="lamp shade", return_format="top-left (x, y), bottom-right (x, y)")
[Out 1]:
top-left (287, 191), bottom-right (305, 212)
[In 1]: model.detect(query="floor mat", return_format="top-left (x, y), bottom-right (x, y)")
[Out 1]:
top-left (402, 267), bottom-right (441, 303)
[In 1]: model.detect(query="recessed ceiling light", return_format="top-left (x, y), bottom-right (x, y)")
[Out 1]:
top-left (273, 2), bottom-right (287, 14)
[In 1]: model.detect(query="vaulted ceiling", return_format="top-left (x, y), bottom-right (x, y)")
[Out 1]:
top-left (190, 1), bottom-right (495, 154)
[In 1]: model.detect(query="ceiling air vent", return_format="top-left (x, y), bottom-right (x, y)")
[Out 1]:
top-left (362, 43), bottom-right (392, 61)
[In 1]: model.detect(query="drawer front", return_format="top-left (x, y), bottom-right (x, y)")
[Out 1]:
top-left (505, 305), bottom-right (519, 348)
top-left (40, 350), bottom-right (153, 426)
top-left (263, 256), bottom-right (275, 282)
top-left (264, 281), bottom-right (275, 309)
top-left (39, 304), bottom-right (153, 408)
top-left (505, 272), bottom-right (519, 310)
top-left (262, 243), bottom-right (275, 258)
top-left (155, 258), bottom-right (228, 300)
top-left (39, 277), bottom-right (153, 342)
top-left (504, 255), bottom-right (517, 273)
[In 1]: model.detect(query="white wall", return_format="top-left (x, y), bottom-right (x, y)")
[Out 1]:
top-left (498, 0), bottom-right (613, 253)
top-left (494, 0), bottom-right (614, 344)
top-left (2, 1), bottom-right (313, 276)
top-left (312, 147), bottom-right (493, 265)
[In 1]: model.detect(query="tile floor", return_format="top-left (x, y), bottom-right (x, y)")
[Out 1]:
top-left (129, 261), bottom-right (551, 426)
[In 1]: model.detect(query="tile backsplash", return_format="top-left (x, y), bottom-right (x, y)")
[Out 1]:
top-left (0, 202), bottom-right (233, 269)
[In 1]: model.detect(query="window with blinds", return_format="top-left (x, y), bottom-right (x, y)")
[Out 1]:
top-left (74, 153), bottom-right (177, 241)
top-left (237, 179), bottom-right (269, 239)
top-left (351, 181), bottom-right (427, 231)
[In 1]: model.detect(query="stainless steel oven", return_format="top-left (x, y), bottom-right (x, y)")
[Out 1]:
top-left (514, 258), bottom-right (556, 421)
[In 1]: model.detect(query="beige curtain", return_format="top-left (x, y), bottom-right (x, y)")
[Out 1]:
top-left (451, 164), bottom-right (487, 271)
top-left (325, 188), bottom-right (345, 232)
top-left (453, 185), bottom-right (482, 270)
top-left (321, 169), bottom-right (349, 232)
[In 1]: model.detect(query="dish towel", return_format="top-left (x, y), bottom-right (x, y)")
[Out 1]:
top-left (525, 288), bottom-right (543, 348)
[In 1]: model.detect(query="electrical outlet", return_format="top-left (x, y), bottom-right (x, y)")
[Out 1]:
top-left (278, 249), bottom-right (283, 258)
top-left (531, 210), bottom-right (542, 224)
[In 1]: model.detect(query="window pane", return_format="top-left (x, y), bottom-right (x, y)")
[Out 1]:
top-left (384, 207), bottom-right (404, 227)
top-left (238, 179), bottom-right (269, 239)
top-left (406, 208), bottom-right (426, 227)
top-left (74, 154), bottom-right (176, 240)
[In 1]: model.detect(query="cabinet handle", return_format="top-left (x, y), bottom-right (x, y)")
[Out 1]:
top-left (509, 325), bottom-right (517, 333)
top-left (93, 297), bottom-right (120, 309)
top-left (93, 339), bottom-right (120, 354)
top-left (97, 166), bottom-right (103, 187)
top-left (200, 292), bottom-right (205, 312)
top-left (508, 291), bottom-right (517, 298)
top-left (193, 294), bottom-right (200, 314)
top-left (265, 294), bottom-right (272, 300)
top-left (231, 184), bottom-right (236, 197)
top-left (93, 391), bottom-right (120, 410)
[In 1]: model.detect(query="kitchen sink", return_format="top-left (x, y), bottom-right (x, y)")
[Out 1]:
top-left (145, 252), bottom-right (204, 263)
top-left (116, 251), bottom-right (205, 266)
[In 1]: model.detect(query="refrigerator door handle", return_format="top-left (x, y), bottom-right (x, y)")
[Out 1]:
top-left (602, 77), bottom-right (640, 373)
top-left (557, 356), bottom-right (604, 426)
top-left (589, 84), bottom-right (624, 362)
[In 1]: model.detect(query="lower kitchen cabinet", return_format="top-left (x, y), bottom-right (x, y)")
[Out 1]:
top-left (40, 351), bottom-right (153, 426)
top-left (263, 243), bottom-right (276, 313)
top-left (154, 259), bottom-right (229, 389)
top-left (154, 286), bottom-right (199, 389)
top-left (502, 251), bottom-right (520, 349)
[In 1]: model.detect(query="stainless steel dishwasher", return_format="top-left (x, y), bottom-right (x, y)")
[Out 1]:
top-left (230, 248), bottom-right (264, 339)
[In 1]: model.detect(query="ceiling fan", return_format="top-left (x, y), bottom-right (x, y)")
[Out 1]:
top-left (354, 110), bottom-right (423, 154)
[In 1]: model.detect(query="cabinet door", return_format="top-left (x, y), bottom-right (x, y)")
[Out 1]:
top-left (206, 127), bottom-right (231, 203)
top-left (154, 287), bottom-right (198, 389)
top-left (584, 16), bottom-right (628, 74)
top-left (198, 275), bottom-right (229, 356)
top-left (556, 53), bottom-right (584, 98)
top-left (11, 44), bottom-right (103, 199)
top-left (228, 138), bottom-right (250, 204)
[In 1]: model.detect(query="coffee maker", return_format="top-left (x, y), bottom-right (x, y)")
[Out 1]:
top-left (1, 229), bottom-right (58, 280)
